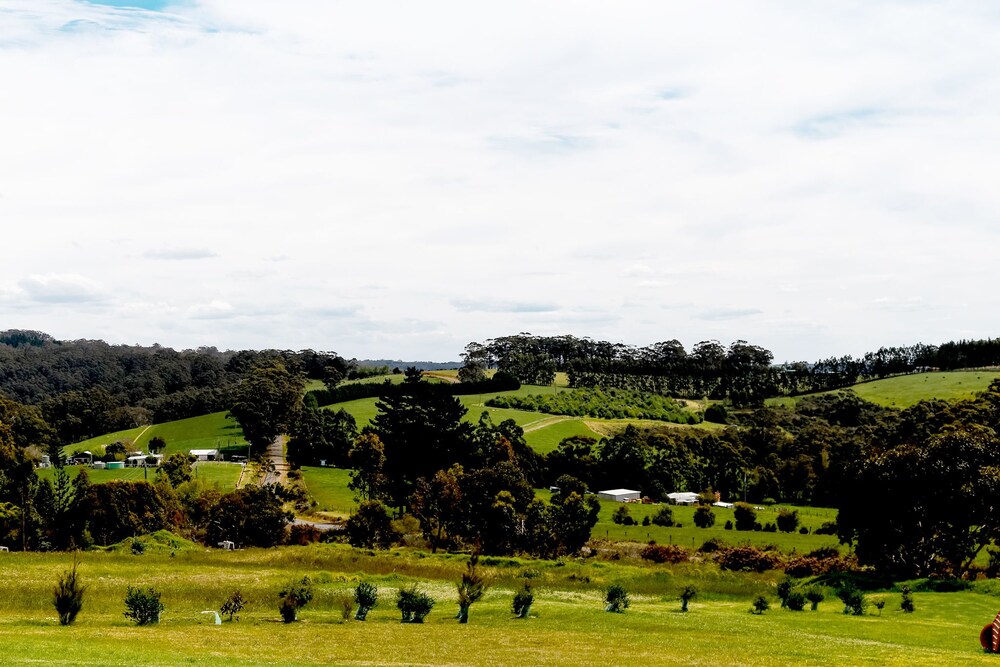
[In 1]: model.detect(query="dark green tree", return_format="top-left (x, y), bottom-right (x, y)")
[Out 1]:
top-left (228, 362), bottom-right (305, 452)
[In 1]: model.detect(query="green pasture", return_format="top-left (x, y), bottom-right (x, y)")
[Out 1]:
top-left (768, 370), bottom-right (1000, 409)
top-left (37, 462), bottom-right (242, 491)
top-left (67, 412), bottom-right (247, 459)
top-left (586, 498), bottom-right (841, 554)
top-left (300, 467), bottom-right (356, 515)
top-left (523, 418), bottom-right (600, 454)
top-left (0, 545), bottom-right (998, 665)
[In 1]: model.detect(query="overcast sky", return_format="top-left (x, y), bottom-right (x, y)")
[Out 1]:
top-left (1, 1), bottom-right (999, 362)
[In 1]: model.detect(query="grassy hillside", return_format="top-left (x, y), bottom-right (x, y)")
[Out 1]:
top-left (0, 545), bottom-right (998, 665)
top-left (768, 370), bottom-right (1000, 409)
top-left (67, 412), bottom-right (247, 459)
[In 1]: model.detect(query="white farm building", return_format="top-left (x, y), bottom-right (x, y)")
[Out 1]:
top-left (190, 449), bottom-right (219, 462)
top-left (597, 489), bottom-right (641, 502)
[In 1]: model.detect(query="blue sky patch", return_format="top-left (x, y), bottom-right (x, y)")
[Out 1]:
top-left (84, 0), bottom-right (172, 10)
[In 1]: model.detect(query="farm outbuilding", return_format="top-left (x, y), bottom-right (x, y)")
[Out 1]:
top-left (597, 489), bottom-right (641, 502)
top-left (667, 491), bottom-right (699, 505)
top-left (190, 449), bottom-right (219, 461)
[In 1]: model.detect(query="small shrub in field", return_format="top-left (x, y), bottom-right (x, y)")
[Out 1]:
top-left (124, 586), bottom-right (164, 626)
top-left (396, 585), bottom-right (435, 623)
top-left (354, 582), bottom-right (378, 621)
top-left (53, 559), bottom-right (86, 626)
top-left (799, 526), bottom-right (809, 534)
top-left (277, 577), bottom-right (314, 623)
top-left (814, 520), bottom-right (838, 535)
top-left (805, 587), bottom-right (825, 611)
top-left (641, 515), bottom-right (651, 526)
top-left (512, 581), bottom-right (534, 619)
top-left (612, 505), bottom-right (634, 526)
top-left (680, 586), bottom-right (696, 612)
top-left (693, 505), bottom-right (715, 528)
top-left (900, 585), bottom-right (915, 613)
top-left (335, 593), bottom-right (354, 621)
top-left (776, 577), bottom-right (794, 607)
top-left (776, 509), bottom-right (799, 533)
top-left (717, 546), bottom-right (779, 573)
top-left (640, 544), bottom-right (688, 564)
top-left (699, 537), bottom-right (725, 553)
top-left (651, 505), bottom-right (674, 527)
top-left (130, 540), bottom-right (145, 556)
top-left (763, 522), bottom-right (777, 533)
top-left (704, 403), bottom-right (727, 424)
top-left (733, 502), bottom-right (756, 531)
top-left (724, 520), bottom-right (733, 530)
top-left (456, 555), bottom-right (488, 623)
top-left (604, 584), bottom-right (630, 613)
top-left (872, 596), bottom-right (886, 616)
top-left (786, 591), bottom-right (806, 611)
top-left (836, 583), bottom-right (867, 616)
top-left (220, 590), bottom-right (247, 622)
top-left (751, 596), bottom-right (770, 614)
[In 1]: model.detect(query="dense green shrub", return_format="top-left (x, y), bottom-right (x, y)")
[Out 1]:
top-left (786, 591), bottom-right (806, 611)
top-left (612, 505), bottom-right (634, 526)
top-left (397, 585), bottom-right (435, 623)
top-left (900, 585), bottom-right (915, 613)
top-left (836, 583), bottom-right (867, 616)
top-left (604, 584), bottom-right (630, 613)
top-left (733, 502), bottom-right (757, 531)
top-left (750, 596), bottom-right (770, 614)
top-left (703, 403), bottom-right (728, 424)
top-left (277, 577), bottom-right (314, 623)
top-left (806, 587), bottom-right (825, 611)
top-left (693, 505), bottom-right (715, 528)
top-left (776, 509), bottom-right (799, 533)
top-left (512, 581), bottom-right (534, 619)
top-left (651, 506), bottom-right (674, 527)
top-left (776, 577), bottom-right (794, 607)
top-left (354, 582), bottom-right (378, 621)
top-left (53, 560), bottom-right (86, 626)
top-left (124, 586), bottom-right (164, 626)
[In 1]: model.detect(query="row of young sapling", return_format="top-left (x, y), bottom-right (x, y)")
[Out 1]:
top-left (52, 557), bottom-right (916, 628)
top-left (52, 556), bottom-right (535, 626)
top-left (747, 579), bottom-right (916, 616)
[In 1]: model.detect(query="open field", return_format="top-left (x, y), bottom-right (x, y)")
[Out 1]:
top-left (67, 412), bottom-right (248, 459)
top-left (300, 466), bottom-right (356, 515)
top-left (0, 545), bottom-right (998, 666)
top-left (768, 370), bottom-right (1000, 409)
top-left (37, 462), bottom-right (243, 491)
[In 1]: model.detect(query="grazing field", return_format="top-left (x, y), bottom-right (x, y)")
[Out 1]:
top-left (37, 462), bottom-right (243, 491)
top-left (300, 467), bottom-right (356, 515)
top-left (768, 370), bottom-right (1000, 409)
top-left (0, 545), bottom-right (998, 666)
top-left (67, 412), bottom-right (248, 459)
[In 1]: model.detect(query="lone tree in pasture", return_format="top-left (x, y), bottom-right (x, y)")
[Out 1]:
top-left (354, 582), bottom-right (378, 621)
top-left (277, 577), bottom-right (314, 623)
top-left (776, 509), bottom-right (799, 533)
top-left (53, 557), bottom-right (86, 626)
top-left (693, 505), bottom-right (715, 528)
top-left (512, 581), bottom-right (534, 619)
top-left (147, 436), bottom-right (166, 455)
top-left (220, 590), bottom-right (247, 622)
top-left (605, 584), bottom-right (630, 613)
top-left (680, 586), bottom-right (696, 612)
top-left (456, 555), bottom-right (488, 623)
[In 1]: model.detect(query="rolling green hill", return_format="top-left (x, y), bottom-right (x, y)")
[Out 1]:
top-left (767, 370), bottom-right (1000, 409)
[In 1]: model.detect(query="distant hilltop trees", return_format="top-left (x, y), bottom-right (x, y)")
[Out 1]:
top-left (461, 334), bottom-right (1000, 406)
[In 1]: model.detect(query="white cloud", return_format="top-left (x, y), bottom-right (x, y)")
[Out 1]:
top-left (0, 1), bottom-right (998, 360)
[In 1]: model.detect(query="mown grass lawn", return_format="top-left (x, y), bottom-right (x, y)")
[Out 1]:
top-left (300, 467), bottom-right (356, 515)
top-left (37, 462), bottom-right (242, 490)
top-left (768, 370), bottom-right (1000, 409)
top-left (0, 546), bottom-right (998, 666)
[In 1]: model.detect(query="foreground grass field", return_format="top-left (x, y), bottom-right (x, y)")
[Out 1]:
top-left (1, 545), bottom-right (998, 666)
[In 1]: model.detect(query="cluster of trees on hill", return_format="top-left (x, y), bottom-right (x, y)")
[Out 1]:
top-left (0, 330), bottom-right (353, 449)
top-left (460, 334), bottom-right (1000, 405)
